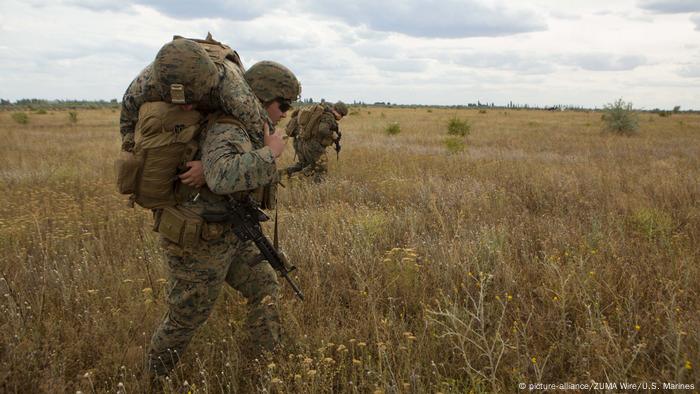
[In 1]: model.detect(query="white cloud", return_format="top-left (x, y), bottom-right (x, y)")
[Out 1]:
top-left (637, 0), bottom-right (700, 13)
top-left (133, 0), bottom-right (282, 20)
top-left (451, 51), bottom-right (556, 75)
top-left (678, 64), bottom-right (700, 77)
top-left (303, 0), bottom-right (547, 38)
top-left (565, 54), bottom-right (647, 71)
top-left (30, 0), bottom-right (282, 20)
top-left (1, 0), bottom-right (700, 109)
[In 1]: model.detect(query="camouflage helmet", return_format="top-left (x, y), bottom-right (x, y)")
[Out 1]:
top-left (244, 61), bottom-right (301, 103)
top-left (152, 38), bottom-right (219, 104)
top-left (333, 101), bottom-right (348, 117)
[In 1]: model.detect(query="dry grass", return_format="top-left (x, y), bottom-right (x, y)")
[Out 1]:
top-left (0, 107), bottom-right (698, 393)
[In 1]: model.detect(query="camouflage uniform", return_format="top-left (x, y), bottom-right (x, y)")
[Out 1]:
top-left (287, 103), bottom-right (342, 182)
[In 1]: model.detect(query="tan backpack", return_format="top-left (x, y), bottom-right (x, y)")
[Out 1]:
top-left (115, 102), bottom-right (204, 208)
top-left (296, 104), bottom-right (325, 140)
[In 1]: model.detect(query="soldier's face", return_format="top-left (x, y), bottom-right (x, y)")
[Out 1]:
top-left (266, 100), bottom-right (288, 125)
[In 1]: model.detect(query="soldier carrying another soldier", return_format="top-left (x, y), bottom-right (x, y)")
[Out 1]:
top-left (116, 36), bottom-right (301, 381)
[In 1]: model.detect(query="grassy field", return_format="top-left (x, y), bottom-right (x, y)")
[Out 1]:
top-left (0, 107), bottom-right (698, 393)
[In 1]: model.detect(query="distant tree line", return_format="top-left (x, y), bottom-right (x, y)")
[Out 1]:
top-left (0, 98), bottom-right (119, 110)
top-left (1, 98), bottom-right (695, 113)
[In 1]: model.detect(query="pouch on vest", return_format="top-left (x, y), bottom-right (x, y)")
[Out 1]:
top-left (115, 151), bottom-right (142, 194)
top-left (156, 206), bottom-right (203, 247)
top-left (130, 101), bottom-right (204, 209)
top-left (248, 184), bottom-right (276, 210)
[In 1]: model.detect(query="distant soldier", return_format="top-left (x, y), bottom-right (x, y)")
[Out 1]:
top-left (285, 101), bottom-right (348, 182)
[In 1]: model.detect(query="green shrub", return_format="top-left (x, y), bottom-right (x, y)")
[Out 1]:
top-left (427, 109), bottom-right (433, 113)
top-left (35, 109), bottom-right (47, 115)
top-left (11, 112), bottom-right (29, 124)
top-left (68, 111), bottom-right (78, 124)
top-left (447, 117), bottom-right (471, 137)
top-left (444, 137), bottom-right (465, 154)
top-left (601, 98), bottom-right (639, 134)
top-left (384, 122), bottom-right (401, 135)
top-left (630, 208), bottom-right (673, 242)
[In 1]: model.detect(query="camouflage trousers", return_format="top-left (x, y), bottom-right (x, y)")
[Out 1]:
top-left (148, 228), bottom-right (281, 377)
top-left (287, 138), bottom-right (328, 182)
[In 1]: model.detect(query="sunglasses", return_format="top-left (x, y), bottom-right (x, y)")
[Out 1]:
top-left (276, 98), bottom-right (292, 112)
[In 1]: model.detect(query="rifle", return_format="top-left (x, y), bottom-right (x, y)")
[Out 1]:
top-left (201, 200), bottom-right (304, 300)
top-left (334, 130), bottom-right (342, 161)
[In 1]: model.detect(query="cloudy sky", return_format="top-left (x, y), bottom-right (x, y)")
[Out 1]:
top-left (1, 0), bottom-right (699, 109)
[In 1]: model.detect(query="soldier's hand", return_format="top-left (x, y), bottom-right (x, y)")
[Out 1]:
top-left (263, 122), bottom-right (285, 158)
top-left (179, 161), bottom-right (205, 187)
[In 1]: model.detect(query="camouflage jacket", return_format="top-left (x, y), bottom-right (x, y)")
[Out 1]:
top-left (177, 117), bottom-right (277, 214)
top-left (119, 61), bottom-right (269, 152)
